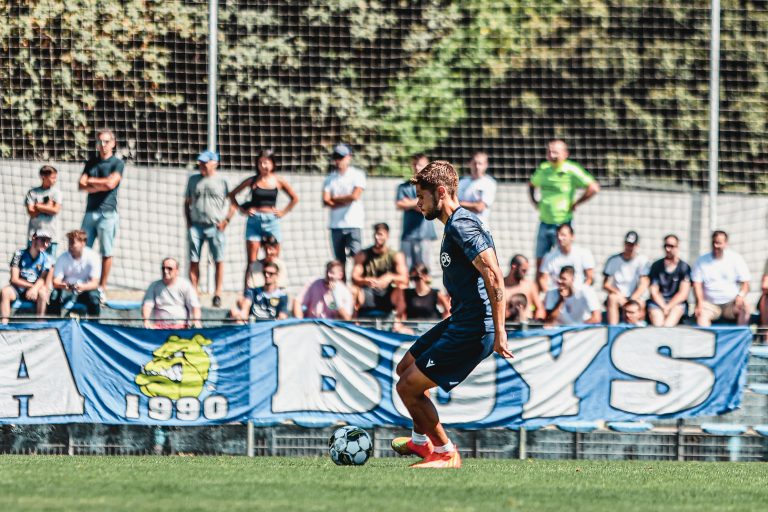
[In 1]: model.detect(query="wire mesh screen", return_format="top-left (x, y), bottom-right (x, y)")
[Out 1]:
top-left (1, 1), bottom-right (765, 187)
top-left (0, 1), bottom-right (767, 294)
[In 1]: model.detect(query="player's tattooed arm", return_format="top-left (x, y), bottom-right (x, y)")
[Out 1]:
top-left (473, 249), bottom-right (505, 304)
top-left (473, 248), bottom-right (513, 358)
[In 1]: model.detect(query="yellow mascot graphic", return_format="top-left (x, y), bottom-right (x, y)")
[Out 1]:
top-left (135, 334), bottom-right (212, 400)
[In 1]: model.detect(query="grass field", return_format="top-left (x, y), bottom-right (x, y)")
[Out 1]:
top-left (1, 455), bottom-right (766, 511)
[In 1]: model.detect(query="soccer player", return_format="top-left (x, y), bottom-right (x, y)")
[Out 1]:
top-left (391, 160), bottom-right (511, 469)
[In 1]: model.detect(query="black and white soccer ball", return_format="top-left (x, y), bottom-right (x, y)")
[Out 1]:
top-left (328, 426), bottom-right (373, 466)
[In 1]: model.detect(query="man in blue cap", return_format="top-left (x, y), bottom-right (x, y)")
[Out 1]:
top-left (322, 143), bottom-right (367, 276)
top-left (184, 150), bottom-right (236, 307)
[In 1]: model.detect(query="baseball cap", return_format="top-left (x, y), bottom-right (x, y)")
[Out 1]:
top-left (32, 229), bottom-right (53, 240)
top-left (197, 150), bottom-right (220, 163)
top-left (624, 231), bottom-right (639, 244)
top-left (331, 143), bottom-right (352, 159)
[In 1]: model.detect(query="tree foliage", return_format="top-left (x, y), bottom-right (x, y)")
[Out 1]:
top-left (0, 0), bottom-right (765, 189)
top-left (0, 0), bottom-right (205, 160)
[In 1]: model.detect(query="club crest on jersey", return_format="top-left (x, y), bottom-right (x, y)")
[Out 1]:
top-left (440, 252), bottom-right (451, 268)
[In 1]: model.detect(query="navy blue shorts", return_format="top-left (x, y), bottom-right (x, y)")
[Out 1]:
top-left (408, 317), bottom-right (495, 392)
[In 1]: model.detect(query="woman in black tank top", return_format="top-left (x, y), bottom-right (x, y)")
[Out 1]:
top-left (228, 149), bottom-right (299, 289)
top-left (393, 264), bottom-right (451, 332)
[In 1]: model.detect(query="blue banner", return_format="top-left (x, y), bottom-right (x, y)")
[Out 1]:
top-left (0, 320), bottom-right (752, 427)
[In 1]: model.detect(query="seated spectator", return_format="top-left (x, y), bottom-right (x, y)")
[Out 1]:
top-left (0, 230), bottom-right (54, 324)
top-left (351, 223), bottom-right (408, 318)
top-left (26, 165), bottom-right (62, 256)
top-left (245, 235), bottom-right (285, 289)
top-left (142, 257), bottom-right (201, 329)
top-left (538, 224), bottom-right (595, 292)
top-left (392, 264), bottom-right (450, 327)
top-left (230, 261), bottom-right (289, 324)
top-left (647, 234), bottom-right (691, 327)
top-left (759, 259), bottom-right (768, 340)
top-left (623, 299), bottom-right (647, 326)
top-left (49, 230), bottom-right (101, 317)
top-left (507, 293), bottom-right (529, 324)
top-left (293, 260), bottom-right (354, 320)
top-left (504, 254), bottom-right (545, 322)
top-left (692, 230), bottom-right (751, 326)
top-left (602, 231), bottom-right (650, 325)
top-left (544, 266), bottom-right (601, 326)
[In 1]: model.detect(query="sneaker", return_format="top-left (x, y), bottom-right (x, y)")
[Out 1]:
top-left (212, 295), bottom-right (222, 308)
top-left (391, 437), bottom-right (434, 458)
top-left (410, 449), bottom-right (462, 469)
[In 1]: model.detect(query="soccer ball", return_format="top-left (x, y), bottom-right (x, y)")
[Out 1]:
top-left (328, 426), bottom-right (373, 466)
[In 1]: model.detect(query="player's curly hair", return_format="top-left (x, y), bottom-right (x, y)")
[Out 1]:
top-left (410, 160), bottom-right (458, 197)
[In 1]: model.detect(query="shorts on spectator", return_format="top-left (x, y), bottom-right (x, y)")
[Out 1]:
top-left (647, 300), bottom-right (688, 317)
top-left (359, 286), bottom-right (394, 314)
top-left (49, 289), bottom-right (101, 316)
top-left (699, 299), bottom-right (748, 322)
top-left (536, 221), bottom-right (569, 260)
top-left (400, 239), bottom-right (432, 270)
top-left (330, 228), bottom-right (362, 264)
top-left (81, 210), bottom-right (119, 257)
top-left (188, 223), bottom-right (226, 263)
top-left (245, 213), bottom-right (281, 242)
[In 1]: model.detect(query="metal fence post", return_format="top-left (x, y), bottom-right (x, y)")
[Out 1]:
top-left (518, 427), bottom-right (527, 460)
top-left (246, 420), bottom-right (255, 457)
top-left (676, 419), bottom-right (684, 461)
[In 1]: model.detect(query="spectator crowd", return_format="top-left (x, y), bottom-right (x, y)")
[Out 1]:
top-left (2, 133), bottom-right (766, 336)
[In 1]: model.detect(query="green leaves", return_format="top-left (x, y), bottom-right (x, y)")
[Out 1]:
top-left (0, 0), bottom-right (765, 189)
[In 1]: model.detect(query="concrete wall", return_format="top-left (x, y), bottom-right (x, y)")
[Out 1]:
top-left (1, 159), bottom-right (766, 299)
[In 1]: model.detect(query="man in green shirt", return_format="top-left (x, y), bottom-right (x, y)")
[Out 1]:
top-left (529, 139), bottom-right (600, 273)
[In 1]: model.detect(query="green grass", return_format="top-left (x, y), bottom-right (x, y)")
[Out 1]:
top-left (0, 456), bottom-right (766, 511)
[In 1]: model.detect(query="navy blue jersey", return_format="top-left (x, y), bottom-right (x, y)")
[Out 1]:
top-left (245, 286), bottom-right (289, 320)
top-left (439, 207), bottom-right (495, 324)
top-left (10, 248), bottom-right (52, 285)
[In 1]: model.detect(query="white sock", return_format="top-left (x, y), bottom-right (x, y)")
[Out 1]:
top-left (434, 442), bottom-right (455, 453)
top-left (411, 431), bottom-right (429, 445)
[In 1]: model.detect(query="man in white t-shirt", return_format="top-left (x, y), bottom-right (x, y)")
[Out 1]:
top-left (142, 257), bottom-right (201, 329)
top-left (602, 231), bottom-right (650, 324)
top-left (544, 266), bottom-right (601, 326)
top-left (322, 143), bottom-right (366, 270)
top-left (692, 230), bottom-right (751, 326)
top-left (50, 229), bottom-right (102, 316)
top-left (458, 151), bottom-right (496, 228)
top-left (538, 223), bottom-right (595, 291)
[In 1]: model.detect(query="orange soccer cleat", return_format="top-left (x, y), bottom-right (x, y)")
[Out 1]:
top-left (410, 449), bottom-right (462, 469)
top-left (391, 437), bottom-right (434, 459)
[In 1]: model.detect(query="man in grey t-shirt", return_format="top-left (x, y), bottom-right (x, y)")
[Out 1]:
top-left (184, 150), bottom-right (236, 307)
top-left (142, 257), bottom-right (201, 329)
top-left (26, 165), bottom-right (63, 256)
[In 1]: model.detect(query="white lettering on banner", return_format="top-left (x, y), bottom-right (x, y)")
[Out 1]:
top-left (272, 323), bottom-right (381, 413)
top-left (610, 327), bottom-right (716, 414)
top-left (124, 394), bottom-right (228, 421)
top-left (0, 329), bottom-right (85, 417)
top-left (505, 328), bottom-right (608, 419)
top-left (391, 344), bottom-right (497, 423)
